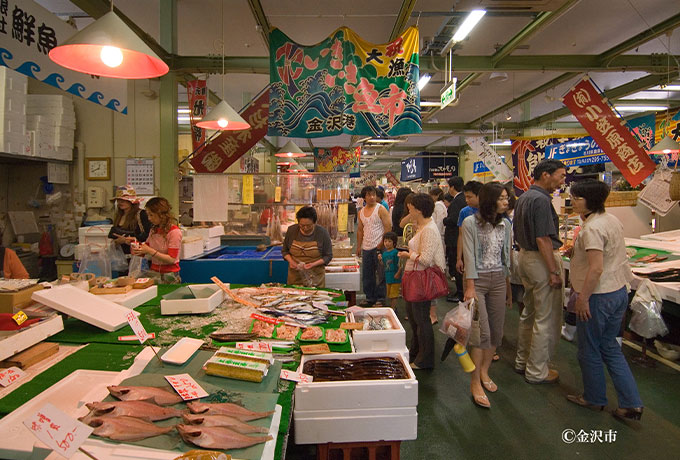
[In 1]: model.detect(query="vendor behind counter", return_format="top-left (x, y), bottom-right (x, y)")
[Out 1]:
top-left (282, 206), bottom-right (333, 287)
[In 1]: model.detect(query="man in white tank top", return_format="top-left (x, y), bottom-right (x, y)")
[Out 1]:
top-left (357, 185), bottom-right (392, 306)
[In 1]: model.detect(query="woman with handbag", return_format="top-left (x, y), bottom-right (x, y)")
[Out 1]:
top-left (461, 182), bottom-right (512, 408)
top-left (398, 193), bottom-right (447, 370)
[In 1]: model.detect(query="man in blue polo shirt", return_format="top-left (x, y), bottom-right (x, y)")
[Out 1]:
top-left (455, 180), bottom-right (482, 275)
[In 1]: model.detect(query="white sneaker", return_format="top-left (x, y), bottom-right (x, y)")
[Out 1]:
top-left (561, 324), bottom-right (576, 342)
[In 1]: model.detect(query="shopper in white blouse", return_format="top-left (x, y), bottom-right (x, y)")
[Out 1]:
top-left (398, 193), bottom-right (446, 369)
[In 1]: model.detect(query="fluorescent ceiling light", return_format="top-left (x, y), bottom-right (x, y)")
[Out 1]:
top-left (614, 105), bottom-right (668, 112)
top-left (420, 101), bottom-right (442, 107)
top-left (177, 116), bottom-right (191, 123)
top-left (489, 140), bottom-right (511, 146)
top-left (364, 138), bottom-right (405, 144)
top-left (649, 85), bottom-right (680, 91)
top-left (452, 10), bottom-right (486, 42)
top-left (177, 108), bottom-right (191, 114)
top-left (418, 74), bottom-right (431, 91)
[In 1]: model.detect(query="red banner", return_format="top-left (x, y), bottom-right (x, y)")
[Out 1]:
top-left (561, 77), bottom-right (655, 187)
top-left (186, 80), bottom-right (207, 152)
top-left (385, 170), bottom-right (400, 187)
top-left (190, 86), bottom-right (270, 173)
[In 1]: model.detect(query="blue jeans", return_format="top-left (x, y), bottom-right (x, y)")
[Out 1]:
top-left (577, 286), bottom-right (643, 408)
top-left (362, 248), bottom-right (386, 303)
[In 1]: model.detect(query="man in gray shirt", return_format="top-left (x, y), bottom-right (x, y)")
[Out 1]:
top-left (513, 159), bottom-right (566, 384)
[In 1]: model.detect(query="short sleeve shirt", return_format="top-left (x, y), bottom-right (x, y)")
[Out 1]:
top-left (513, 185), bottom-right (562, 251)
top-left (457, 206), bottom-right (478, 227)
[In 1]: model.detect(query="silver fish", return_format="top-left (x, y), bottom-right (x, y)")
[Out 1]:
top-left (177, 425), bottom-right (272, 450)
top-left (263, 296), bottom-right (285, 307)
top-left (187, 401), bottom-right (274, 421)
top-left (182, 413), bottom-right (269, 433)
top-left (107, 385), bottom-right (182, 406)
top-left (86, 416), bottom-right (174, 441)
top-left (84, 400), bottom-right (183, 421)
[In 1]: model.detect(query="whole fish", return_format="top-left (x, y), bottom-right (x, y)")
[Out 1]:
top-left (177, 425), bottom-right (272, 450)
top-left (107, 385), bottom-right (183, 406)
top-left (187, 401), bottom-right (274, 421)
top-left (263, 296), bottom-right (285, 307)
top-left (85, 400), bottom-right (183, 421)
top-left (85, 416), bottom-right (174, 441)
top-left (182, 413), bottom-right (269, 433)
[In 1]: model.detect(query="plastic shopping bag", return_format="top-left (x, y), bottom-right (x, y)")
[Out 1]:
top-left (109, 243), bottom-right (129, 272)
top-left (629, 279), bottom-right (668, 338)
top-left (128, 255), bottom-right (149, 280)
top-left (440, 299), bottom-right (474, 346)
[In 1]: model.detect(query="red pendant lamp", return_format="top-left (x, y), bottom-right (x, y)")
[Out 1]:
top-left (49, 8), bottom-right (168, 79)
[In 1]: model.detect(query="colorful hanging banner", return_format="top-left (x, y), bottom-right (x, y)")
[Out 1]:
top-left (545, 136), bottom-right (609, 167)
top-left (186, 79), bottom-right (207, 153)
top-left (313, 146), bottom-right (361, 177)
top-left (512, 136), bottom-right (579, 195)
top-left (385, 170), bottom-right (400, 187)
top-left (191, 86), bottom-right (270, 173)
top-left (628, 113), bottom-right (656, 150)
top-left (0, 0), bottom-right (128, 113)
top-left (655, 108), bottom-right (680, 144)
top-left (465, 137), bottom-right (512, 181)
top-left (268, 26), bottom-right (421, 138)
top-left (561, 77), bottom-right (655, 187)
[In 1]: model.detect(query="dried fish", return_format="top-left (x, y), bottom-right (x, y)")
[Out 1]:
top-left (86, 416), bottom-right (174, 441)
top-left (186, 401), bottom-right (274, 421)
top-left (177, 425), bottom-right (272, 450)
top-left (107, 385), bottom-right (183, 406)
top-left (182, 413), bottom-right (269, 433)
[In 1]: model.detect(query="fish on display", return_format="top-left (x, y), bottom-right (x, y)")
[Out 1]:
top-left (85, 416), bottom-right (174, 441)
top-left (182, 413), bottom-right (269, 433)
top-left (107, 385), bottom-right (183, 406)
top-left (84, 400), bottom-right (184, 421)
top-left (187, 401), bottom-right (274, 421)
top-left (177, 425), bottom-right (272, 450)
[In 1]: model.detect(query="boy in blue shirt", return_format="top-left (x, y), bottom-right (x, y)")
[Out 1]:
top-left (456, 180), bottom-right (483, 274)
top-left (379, 232), bottom-right (401, 309)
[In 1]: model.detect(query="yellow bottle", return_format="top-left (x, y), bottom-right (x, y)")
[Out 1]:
top-left (454, 344), bottom-right (476, 373)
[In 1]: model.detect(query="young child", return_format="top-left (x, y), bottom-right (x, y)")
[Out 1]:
top-left (381, 232), bottom-right (401, 309)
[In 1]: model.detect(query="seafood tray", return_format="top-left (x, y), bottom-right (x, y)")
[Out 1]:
top-left (302, 356), bottom-right (407, 381)
top-left (323, 328), bottom-right (349, 345)
top-left (273, 324), bottom-right (300, 341)
top-left (295, 351), bottom-right (417, 411)
top-left (160, 284), bottom-right (225, 315)
top-left (348, 307), bottom-right (407, 354)
top-left (296, 326), bottom-right (325, 343)
top-left (249, 319), bottom-right (277, 338)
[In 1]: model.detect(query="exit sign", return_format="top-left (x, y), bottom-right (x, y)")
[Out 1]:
top-left (440, 78), bottom-right (457, 108)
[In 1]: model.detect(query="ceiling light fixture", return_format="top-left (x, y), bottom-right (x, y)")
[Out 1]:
top-left (614, 105), bottom-right (668, 112)
top-left (505, 112), bottom-right (512, 121)
top-left (48, 4), bottom-right (168, 79)
top-left (420, 101), bottom-right (442, 107)
top-left (489, 72), bottom-right (508, 82)
top-left (418, 74), bottom-right (432, 91)
top-left (196, 0), bottom-right (250, 131)
top-left (364, 138), bottom-right (405, 144)
top-left (489, 140), bottom-right (511, 146)
top-left (274, 140), bottom-right (307, 158)
top-left (452, 10), bottom-right (486, 42)
top-left (648, 37), bottom-right (680, 156)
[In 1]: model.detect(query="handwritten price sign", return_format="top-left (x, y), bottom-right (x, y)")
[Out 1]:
top-left (125, 311), bottom-right (151, 343)
top-left (250, 313), bottom-right (283, 325)
top-left (0, 366), bottom-right (25, 387)
top-left (165, 374), bottom-right (209, 401)
top-left (12, 311), bottom-right (28, 326)
top-left (236, 341), bottom-right (273, 353)
top-left (279, 369), bottom-right (313, 383)
top-left (23, 403), bottom-right (93, 459)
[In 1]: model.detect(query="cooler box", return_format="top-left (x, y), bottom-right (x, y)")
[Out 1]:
top-left (160, 284), bottom-right (225, 315)
top-left (348, 307), bottom-right (407, 354)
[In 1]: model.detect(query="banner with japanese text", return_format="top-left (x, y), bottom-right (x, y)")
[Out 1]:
top-left (628, 113), bottom-right (656, 150)
top-left (655, 108), bottom-right (680, 144)
top-left (561, 77), bottom-right (655, 187)
top-left (268, 26), bottom-right (421, 138)
top-left (401, 157), bottom-right (423, 181)
top-left (313, 146), bottom-right (361, 177)
top-left (473, 161), bottom-right (493, 178)
top-left (186, 79), bottom-right (207, 152)
top-left (385, 170), bottom-right (400, 186)
top-left (190, 86), bottom-right (269, 173)
top-left (421, 153), bottom-right (459, 181)
top-left (1, 0), bottom-right (127, 113)
top-left (512, 136), bottom-right (579, 195)
top-left (466, 137), bottom-right (512, 181)
top-left (546, 136), bottom-right (609, 167)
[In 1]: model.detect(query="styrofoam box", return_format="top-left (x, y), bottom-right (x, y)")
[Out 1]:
top-left (27, 94), bottom-right (74, 107)
top-left (180, 236), bottom-right (204, 259)
top-left (187, 225), bottom-right (225, 239)
top-left (325, 270), bottom-right (360, 291)
top-left (0, 66), bottom-right (28, 94)
top-left (294, 406), bottom-right (417, 444)
top-left (78, 225), bottom-right (112, 248)
top-left (160, 284), bottom-right (225, 315)
top-left (204, 235), bottom-right (221, 251)
top-left (98, 285), bottom-right (158, 309)
top-left (348, 307), bottom-right (406, 353)
top-left (0, 313), bottom-right (64, 361)
top-left (295, 351), bottom-right (417, 411)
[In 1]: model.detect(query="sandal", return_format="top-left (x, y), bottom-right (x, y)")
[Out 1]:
top-left (492, 353), bottom-right (500, 362)
top-left (471, 393), bottom-right (490, 409)
top-left (481, 379), bottom-right (498, 393)
top-left (566, 394), bottom-right (604, 412)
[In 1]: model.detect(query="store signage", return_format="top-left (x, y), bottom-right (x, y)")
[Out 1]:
top-left (191, 86), bottom-right (270, 173)
top-left (23, 403), bottom-right (93, 459)
top-left (125, 311), bottom-right (151, 344)
top-left (466, 137), bottom-right (513, 181)
top-left (401, 157), bottom-right (423, 181)
top-left (1, 1), bottom-right (127, 113)
top-left (0, 366), bottom-right (25, 387)
top-left (546, 137), bottom-right (610, 167)
top-left (423, 153), bottom-right (458, 180)
top-left (186, 80), bottom-right (208, 152)
top-left (385, 170), bottom-right (400, 186)
top-left (473, 161), bottom-right (493, 178)
top-left (165, 374), bottom-right (209, 401)
top-left (440, 78), bottom-right (457, 109)
top-left (562, 77), bottom-right (656, 187)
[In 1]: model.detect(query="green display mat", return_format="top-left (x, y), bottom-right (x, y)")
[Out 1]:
top-left (627, 246), bottom-right (676, 260)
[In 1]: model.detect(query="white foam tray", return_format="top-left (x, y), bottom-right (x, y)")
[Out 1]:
top-left (295, 351), bottom-right (417, 411)
top-left (160, 337), bottom-right (204, 365)
top-left (98, 285), bottom-right (158, 309)
top-left (32, 285), bottom-right (138, 332)
top-left (0, 314), bottom-right (64, 361)
top-left (325, 270), bottom-right (360, 291)
top-left (160, 284), bottom-right (224, 315)
top-left (349, 307), bottom-right (406, 354)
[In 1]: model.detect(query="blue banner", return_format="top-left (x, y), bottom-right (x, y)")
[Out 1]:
top-left (546, 137), bottom-right (610, 167)
top-left (473, 161), bottom-right (491, 176)
top-left (400, 157), bottom-right (423, 181)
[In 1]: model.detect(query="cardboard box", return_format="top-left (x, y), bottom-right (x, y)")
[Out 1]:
top-left (0, 284), bottom-right (44, 314)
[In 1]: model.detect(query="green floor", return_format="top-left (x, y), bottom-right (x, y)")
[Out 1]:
top-left (286, 297), bottom-right (680, 459)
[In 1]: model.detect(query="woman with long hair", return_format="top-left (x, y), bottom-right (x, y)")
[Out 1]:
top-left (131, 197), bottom-right (182, 283)
top-left (108, 185), bottom-right (151, 254)
top-left (461, 182), bottom-right (512, 408)
top-left (392, 187), bottom-right (413, 236)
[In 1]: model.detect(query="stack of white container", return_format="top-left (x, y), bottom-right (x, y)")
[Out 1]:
top-left (0, 67), bottom-right (28, 155)
top-left (26, 94), bottom-right (76, 161)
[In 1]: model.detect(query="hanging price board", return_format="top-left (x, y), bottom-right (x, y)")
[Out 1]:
top-left (242, 175), bottom-right (254, 204)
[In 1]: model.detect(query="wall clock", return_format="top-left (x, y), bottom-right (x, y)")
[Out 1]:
top-left (85, 157), bottom-right (111, 181)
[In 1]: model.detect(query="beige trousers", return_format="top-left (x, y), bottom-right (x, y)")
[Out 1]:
top-left (515, 249), bottom-right (564, 381)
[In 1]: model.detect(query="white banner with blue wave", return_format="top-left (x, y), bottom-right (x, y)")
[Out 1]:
top-left (546, 137), bottom-right (610, 167)
top-left (1, 1), bottom-right (127, 113)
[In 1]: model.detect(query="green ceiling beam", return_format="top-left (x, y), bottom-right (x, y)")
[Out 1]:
top-left (390, 0), bottom-right (418, 41)
top-left (247, 0), bottom-right (271, 49)
top-left (600, 12), bottom-right (680, 63)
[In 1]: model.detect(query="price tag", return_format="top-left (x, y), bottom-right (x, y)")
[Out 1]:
top-left (125, 311), bottom-right (150, 344)
top-left (300, 343), bottom-right (331, 355)
top-left (236, 341), bottom-right (273, 353)
top-left (23, 403), bottom-right (94, 459)
top-left (280, 369), bottom-right (313, 383)
top-left (340, 322), bottom-right (364, 330)
top-left (118, 332), bottom-right (155, 341)
top-left (250, 313), bottom-right (284, 325)
top-left (274, 186), bottom-right (282, 202)
top-left (242, 175), bottom-right (254, 205)
top-left (0, 366), bottom-right (26, 387)
top-left (165, 374), bottom-right (209, 401)
top-left (12, 311), bottom-right (28, 326)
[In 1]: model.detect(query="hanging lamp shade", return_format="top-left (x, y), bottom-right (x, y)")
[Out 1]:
top-left (275, 140), bottom-right (306, 158)
top-left (648, 135), bottom-right (680, 154)
top-left (196, 100), bottom-right (250, 131)
top-left (48, 11), bottom-right (168, 79)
